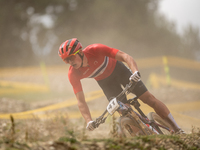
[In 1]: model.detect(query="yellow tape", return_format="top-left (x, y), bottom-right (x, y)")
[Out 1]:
top-left (0, 88), bottom-right (48, 95)
top-left (40, 61), bottom-right (50, 87)
top-left (0, 80), bottom-right (49, 90)
top-left (0, 90), bottom-right (104, 119)
top-left (168, 56), bottom-right (200, 70)
top-left (0, 80), bottom-right (49, 95)
top-left (149, 73), bottom-right (200, 90)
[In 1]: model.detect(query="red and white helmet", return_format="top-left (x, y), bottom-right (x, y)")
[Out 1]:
top-left (58, 38), bottom-right (82, 59)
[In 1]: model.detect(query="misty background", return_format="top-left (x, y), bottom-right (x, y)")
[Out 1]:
top-left (0, 0), bottom-right (200, 67)
top-left (0, 1), bottom-right (200, 131)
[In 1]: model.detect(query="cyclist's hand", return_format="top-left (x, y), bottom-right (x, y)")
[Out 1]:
top-left (86, 121), bottom-right (96, 131)
top-left (129, 71), bottom-right (141, 82)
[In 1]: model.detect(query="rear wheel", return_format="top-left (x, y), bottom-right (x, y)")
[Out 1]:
top-left (118, 116), bottom-right (145, 137)
top-left (147, 112), bottom-right (172, 135)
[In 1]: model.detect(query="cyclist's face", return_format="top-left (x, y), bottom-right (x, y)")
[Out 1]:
top-left (63, 53), bottom-right (82, 69)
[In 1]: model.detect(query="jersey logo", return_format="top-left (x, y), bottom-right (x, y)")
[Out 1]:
top-left (94, 61), bottom-right (98, 65)
top-left (88, 56), bottom-right (109, 78)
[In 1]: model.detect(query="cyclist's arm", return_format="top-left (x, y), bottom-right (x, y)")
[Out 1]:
top-left (115, 50), bottom-right (139, 73)
top-left (75, 91), bottom-right (93, 123)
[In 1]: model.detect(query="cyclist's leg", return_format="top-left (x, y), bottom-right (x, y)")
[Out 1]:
top-left (99, 61), bottom-right (183, 133)
top-left (114, 62), bottom-right (182, 132)
top-left (138, 91), bottom-right (170, 118)
top-left (138, 90), bottom-right (182, 132)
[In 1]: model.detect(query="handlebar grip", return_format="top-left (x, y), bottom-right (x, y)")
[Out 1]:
top-left (130, 79), bottom-right (137, 84)
top-left (93, 116), bottom-right (107, 128)
top-left (92, 121), bottom-right (97, 128)
top-left (128, 80), bottom-right (139, 93)
top-left (137, 71), bottom-right (141, 77)
top-left (130, 71), bottom-right (141, 83)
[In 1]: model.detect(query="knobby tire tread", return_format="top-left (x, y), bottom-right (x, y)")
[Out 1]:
top-left (118, 116), bottom-right (145, 137)
top-left (147, 112), bottom-right (172, 135)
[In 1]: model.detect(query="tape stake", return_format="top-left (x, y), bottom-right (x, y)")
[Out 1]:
top-left (40, 61), bottom-right (50, 89)
top-left (162, 56), bottom-right (171, 86)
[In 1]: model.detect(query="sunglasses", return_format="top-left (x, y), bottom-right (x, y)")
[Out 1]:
top-left (64, 50), bottom-right (80, 63)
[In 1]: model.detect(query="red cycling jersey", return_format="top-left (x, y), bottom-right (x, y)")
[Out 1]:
top-left (68, 44), bottom-right (119, 94)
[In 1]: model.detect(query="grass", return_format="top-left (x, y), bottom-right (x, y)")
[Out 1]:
top-left (0, 114), bottom-right (200, 150)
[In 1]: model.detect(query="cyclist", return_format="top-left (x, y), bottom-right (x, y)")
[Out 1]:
top-left (58, 38), bottom-right (185, 134)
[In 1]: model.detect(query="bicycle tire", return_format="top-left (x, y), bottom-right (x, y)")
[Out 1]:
top-left (147, 112), bottom-right (172, 135)
top-left (118, 116), bottom-right (145, 137)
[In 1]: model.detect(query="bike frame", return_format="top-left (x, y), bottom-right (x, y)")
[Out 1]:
top-left (128, 97), bottom-right (171, 134)
top-left (94, 81), bottom-right (172, 134)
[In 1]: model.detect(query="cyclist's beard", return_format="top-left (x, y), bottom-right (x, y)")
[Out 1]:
top-left (72, 64), bottom-right (77, 69)
top-left (71, 63), bottom-right (81, 69)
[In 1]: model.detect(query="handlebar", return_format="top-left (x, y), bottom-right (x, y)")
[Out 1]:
top-left (116, 80), bottom-right (136, 99)
top-left (93, 80), bottom-right (138, 128)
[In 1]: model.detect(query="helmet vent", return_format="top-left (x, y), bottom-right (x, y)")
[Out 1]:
top-left (70, 40), bottom-right (79, 55)
top-left (61, 47), bottom-right (64, 54)
top-left (66, 39), bottom-right (72, 52)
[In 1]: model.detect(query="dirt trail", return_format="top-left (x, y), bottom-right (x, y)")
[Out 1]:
top-left (0, 67), bottom-right (200, 136)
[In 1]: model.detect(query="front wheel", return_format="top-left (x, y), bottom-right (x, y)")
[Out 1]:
top-left (118, 116), bottom-right (145, 137)
top-left (147, 112), bottom-right (172, 135)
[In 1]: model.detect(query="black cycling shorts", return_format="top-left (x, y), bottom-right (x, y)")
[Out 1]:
top-left (97, 61), bottom-right (148, 103)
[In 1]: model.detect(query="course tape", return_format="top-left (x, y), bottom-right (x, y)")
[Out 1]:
top-left (0, 90), bottom-right (104, 119)
top-left (0, 80), bottom-right (49, 95)
top-left (149, 73), bottom-right (200, 90)
top-left (0, 56), bottom-right (200, 78)
top-left (167, 56), bottom-right (200, 70)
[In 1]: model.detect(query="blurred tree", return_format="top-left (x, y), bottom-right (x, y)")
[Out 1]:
top-left (182, 25), bottom-right (200, 60)
top-left (0, 0), bottom-right (198, 67)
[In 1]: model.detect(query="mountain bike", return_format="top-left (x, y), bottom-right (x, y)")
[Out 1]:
top-left (93, 81), bottom-right (173, 137)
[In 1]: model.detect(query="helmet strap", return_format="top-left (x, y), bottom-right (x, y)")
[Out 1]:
top-left (78, 53), bottom-right (84, 67)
